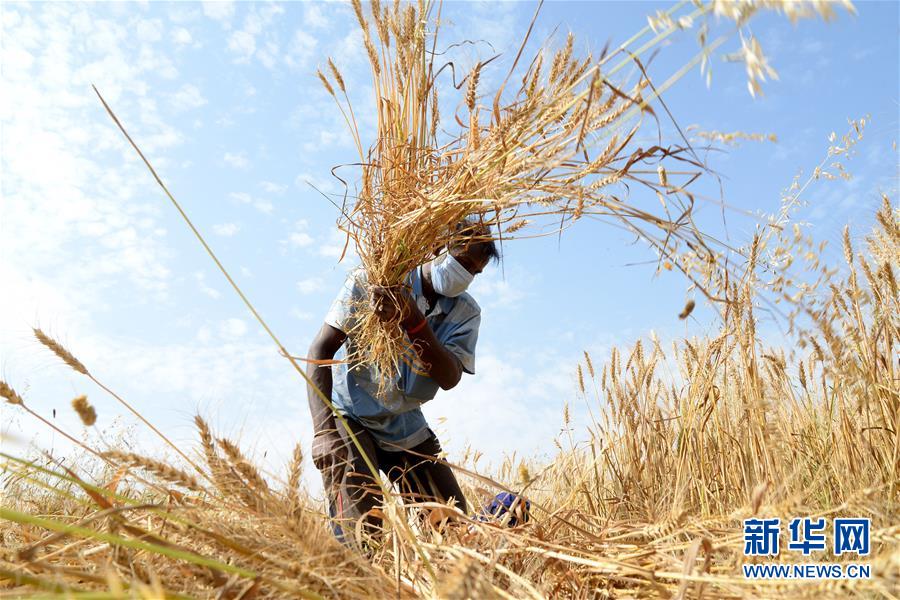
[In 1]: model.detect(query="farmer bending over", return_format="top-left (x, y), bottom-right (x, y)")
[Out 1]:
top-left (307, 220), bottom-right (498, 541)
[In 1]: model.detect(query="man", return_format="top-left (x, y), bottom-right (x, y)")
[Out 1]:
top-left (306, 221), bottom-right (498, 541)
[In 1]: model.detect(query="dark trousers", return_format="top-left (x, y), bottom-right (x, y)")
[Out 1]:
top-left (318, 418), bottom-right (466, 542)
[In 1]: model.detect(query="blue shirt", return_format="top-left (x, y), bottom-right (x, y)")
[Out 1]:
top-left (324, 266), bottom-right (481, 450)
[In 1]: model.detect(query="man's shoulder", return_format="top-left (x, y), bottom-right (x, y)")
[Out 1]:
top-left (340, 266), bottom-right (368, 291)
top-left (348, 266), bottom-right (368, 282)
top-left (453, 291), bottom-right (481, 318)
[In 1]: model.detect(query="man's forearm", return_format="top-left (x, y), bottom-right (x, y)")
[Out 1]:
top-left (407, 321), bottom-right (462, 389)
top-left (307, 362), bottom-right (337, 434)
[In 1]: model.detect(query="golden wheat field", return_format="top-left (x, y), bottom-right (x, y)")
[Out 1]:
top-left (2, 0), bottom-right (898, 598)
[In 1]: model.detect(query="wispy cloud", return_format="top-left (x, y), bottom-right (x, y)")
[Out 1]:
top-left (225, 3), bottom-right (286, 67)
top-left (469, 265), bottom-right (533, 310)
top-left (202, 1), bottom-right (235, 27)
top-left (170, 84), bottom-right (207, 111)
top-left (219, 317), bottom-right (248, 338)
top-left (303, 4), bottom-right (330, 30)
top-left (172, 27), bottom-right (194, 47)
top-left (223, 151), bottom-right (249, 169)
top-left (317, 230), bottom-right (352, 260)
top-left (136, 18), bottom-right (164, 43)
top-left (284, 219), bottom-right (314, 248)
top-left (260, 180), bottom-right (287, 194)
top-left (296, 277), bottom-right (325, 295)
top-left (291, 307), bottom-right (314, 320)
top-left (227, 30), bottom-right (256, 62)
top-left (284, 29), bottom-right (318, 70)
top-left (194, 271), bottom-right (221, 299)
top-left (212, 222), bottom-right (240, 237)
top-left (229, 192), bottom-right (273, 214)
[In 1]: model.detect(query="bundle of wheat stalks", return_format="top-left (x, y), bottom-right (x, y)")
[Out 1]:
top-left (316, 0), bottom-right (725, 389)
top-left (2, 196), bottom-right (896, 598)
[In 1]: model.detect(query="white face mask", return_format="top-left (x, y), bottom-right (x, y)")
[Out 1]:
top-left (429, 252), bottom-right (474, 297)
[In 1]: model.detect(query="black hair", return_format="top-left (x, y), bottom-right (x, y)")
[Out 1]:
top-left (451, 218), bottom-right (501, 264)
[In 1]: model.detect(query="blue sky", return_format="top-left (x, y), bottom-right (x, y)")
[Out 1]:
top-left (2, 1), bottom-right (897, 490)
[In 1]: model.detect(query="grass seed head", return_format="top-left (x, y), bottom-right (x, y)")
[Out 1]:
top-left (466, 64), bottom-right (481, 111)
top-left (327, 57), bottom-right (345, 93)
top-left (317, 69), bottom-right (335, 97)
top-left (679, 299), bottom-right (696, 320)
top-left (583, 350), bottom-right (595, 379)
top-left (71, 395), bottom-right (97, 426)
top-left (33, 328), bottom-right (88, 375)
top-left (1, 380), bottom-right (24, 405)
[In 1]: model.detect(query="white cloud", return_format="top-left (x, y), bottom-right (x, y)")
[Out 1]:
top-left (167, 5), bottom-right (202, 25)
top-left (225, 4), bottom-right (285, 67)
top-left (136, 18), bottom-right (163, 43)
top-left (212, 222), bottom-right (240, 236)
top-left (289, 232), bottom-right (313, 247)
top-left (303, 4), bottom-right (330, 29)
top-left (172, 27), bottom-right (193, 47)
top-left (469, 265), bottom-right (532, 310)
top-left (229, 191), bottom-right (273, 215)
top-left (296, 277), bottom-right (325, 294)
top-left (256, 39), bottom-right (279, 69)
top-left (136, 44), bottom-right (179, 80)
top-left (282, 219), bottom-right (314, 248)
top-left (220, 317), bottom-right (247, 338)
top-left (227, 30), bottom-right (255, 62)
top-left (331, 28), bottom-right (364, 69)
top-left (317, 229), bottom-right (356, 262)
top-left (291, 308), bottom-right (313, 320)
top-left (260, 180), bottom-right (287, 194)
top-left (194, 272), bottom-right (221, 299)
top-left (202, 1), bottom-right (235, 25)
top-left (223, 151), bottom-right (248, 169)
top-left (284, 29), bottom-right (317, 69)
top-left (170, 83), bottom-right (207, 111)
top-left (319, 241), bottom-right (344, 258)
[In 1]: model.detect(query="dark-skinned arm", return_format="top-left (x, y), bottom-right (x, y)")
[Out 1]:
top-left (371, 287), bottom-right (463, 390)
top-left (306, 323), bottom-right (347, 436)
top-left (404, 304), bottom-right (464, 390)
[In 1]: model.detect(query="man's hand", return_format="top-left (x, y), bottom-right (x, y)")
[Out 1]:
top-left (370, 284), bottom-right (462, 390)
top-left (311, 430), bottom-right (347, 471)
top-left (370, 285), bottom-right (422, 328)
